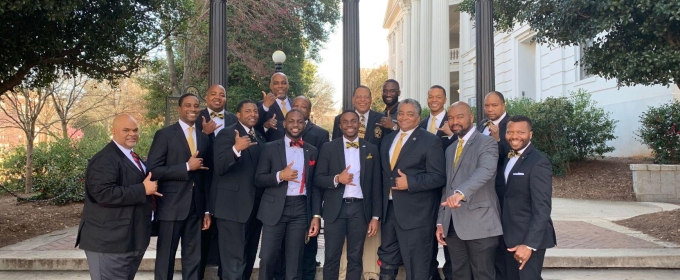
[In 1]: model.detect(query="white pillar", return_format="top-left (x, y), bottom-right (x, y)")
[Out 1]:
top-left (419, 0), bottom-right (432, 104)
top-left (395, 23), bottom-right (403, 84)
top-left (401, 4), bottom-right (411, 99)
top-left (431, 0), bottom-right (450, 97)
top-left (409, 0), bottom-right (420, 100)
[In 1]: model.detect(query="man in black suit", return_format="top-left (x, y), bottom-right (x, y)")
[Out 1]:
top-left (255, 109), bottom-right (322, 280)
top-left (477, 91), bottom-right (511, 280)
top-left (147, 93), bottom-right (212, 280)
top-left (377, 98), bottom-right (446, 280)
top-left (196, 84), bottom-right (237, 280)
top-left (376, 79), bottom-right (401, 132)
top-left (257, 72), bottom-right (292, 142)
top-left (211, 99), bottom-right (265, 280)
top-left (315, 110), bottom-right (382, 280)
top-left (418, 85), bottom-right (453, 280)
top-left (332, 86), bottom-right (387, 148)
top-left (292, 95), bottom-right (329, 279)
top-left (76, 114), bottom-right (161, 280)
top-left (502, 116), bottom-right (556, 280)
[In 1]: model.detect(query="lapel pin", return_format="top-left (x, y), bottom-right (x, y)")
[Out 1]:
top-left (412, 137), bottom-right (417, 141)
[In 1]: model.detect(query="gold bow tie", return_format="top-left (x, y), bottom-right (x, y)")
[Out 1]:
top-left (484, 120), bottom-right (493, 127)
top-left (508, 150), bottom-right (522, 158)
top-left (345, 142), bottom-right (359, 149)
top-left (210, 112), bottom-right (224, 119)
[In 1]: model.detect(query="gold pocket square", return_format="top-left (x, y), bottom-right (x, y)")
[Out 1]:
top-left (366, 153), bottom-right (373, 159)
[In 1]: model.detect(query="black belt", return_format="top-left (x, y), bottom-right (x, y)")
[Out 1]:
top-left (343, 197), bottom-right (363, 203)
top-left (286, 195), bottom-right (307, 201)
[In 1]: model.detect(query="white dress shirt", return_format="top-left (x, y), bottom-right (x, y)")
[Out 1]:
top-left (178, 120), bottom-right (198, 171)
top-left (262, 98), bottom-right (291, 113)
top-left (341, 137), bottom-right (363, 198)
top-left (504, 142), bottom-right (531, 184)
top-left (388, 127), bottom-right (416, 200)
top-left (113, 141), bottom-right (146, 173)
top-left (207, 108), bottom-right (226, 136)
top-left (276, 136), bottom-right (306, 196)
top-left (482, 112), bottom-right (507, 136)
top-left (427, 110), bottom-right (447, 134)
top-left (356, 110), bottom-right (369, 128)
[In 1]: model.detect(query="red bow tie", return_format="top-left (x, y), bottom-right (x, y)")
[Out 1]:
top-left (290, 140), bottom-right (304, 148)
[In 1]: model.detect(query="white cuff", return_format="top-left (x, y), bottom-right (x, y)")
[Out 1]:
top-left (526, 246), bottom-right (537, 251)
top-left (333, 175), bottom-right (339, 188)
top-left (372, 216), bottom-right (380, 221)
top-left (276, 171), bottom-right (282, 183)
top-left (263, 104), bottom-right (270, 112)
top-left (186, 162), bottom-right (190, 171)
top-left (233, 146), bottom-right (242, 157)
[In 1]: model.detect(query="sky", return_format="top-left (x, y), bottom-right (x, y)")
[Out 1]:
top-left (315, 0), bottom-right (389, 109)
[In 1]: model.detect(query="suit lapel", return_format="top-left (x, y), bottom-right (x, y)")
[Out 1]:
top-left (506, 144), bottom-right (534, 188)
top-left (173, 123), bottom-right (192, 157)
top-left (275, 139), bottom-right (287, 169)
top-left (452, 130), bottom-right (479, 177)
top-left (359, 139), bottom-right (369, 194)
top-left (393, 129), bottom-right (421, 170)
top-left (111, 142), bottom-right (145, 179)
top-left (381, 132), bottom-right (397, 172)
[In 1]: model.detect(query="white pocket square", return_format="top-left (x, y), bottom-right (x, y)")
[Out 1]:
top-left (513, 172), bottom-right (525, 175)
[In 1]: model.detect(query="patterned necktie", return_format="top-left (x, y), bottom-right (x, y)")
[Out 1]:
top-left (454, 139), bottom-right (464, 169)
top-left (281, 100), bottom-right (288, 115)
top-left (249, 129), bottom-right (256, 137)
top-left (428, 117), bottom-right (437, 134)
top-left (508, 150), bottom-right (522, 158)
top-left (187, 126), bottom-right (197, 155)
top-left (390, 133), bottom-right (407, 170)
top-left (210, 111), bottom-right (224, 119)
top-left (358, 114), bottom-right (366, 139)
top-left (130, 151), bottom-right (145, 174)
top-left (346, 141), bottom-right (359, 149)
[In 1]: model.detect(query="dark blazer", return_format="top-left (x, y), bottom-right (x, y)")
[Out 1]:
top-left (502, 144), bottom-right (556, 250)
top-left (255, 98), bottom-right (290, 142)
top-left (478, 114), bottom-right (511, 203)
top-left (314, 138), bottom-right (382, 223)
top-left (301, 121), bottom-right (330, 149)
top-left (254, 138), bottom-right (321, 226)
top-left (146, 122), bottom-right (210, 221)
top-left (76, 141), bottom-right (152, 253)
top-left (196, 108), bottom-right (237, 202)
top-left (418, 114), bottom-right (454, 151)
top-left (211, 123), bottom-right (265, 223)
top-left (332, 110), bottom-right (387, 148)
top-left (380, 128), bottom-right (446, 229)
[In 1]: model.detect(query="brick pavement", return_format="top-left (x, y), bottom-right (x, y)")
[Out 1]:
top-left (25, 220), bottom-right (667, 251)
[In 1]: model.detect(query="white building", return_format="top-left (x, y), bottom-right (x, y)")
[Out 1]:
top-left (383, 0), bottom-right (680, 157)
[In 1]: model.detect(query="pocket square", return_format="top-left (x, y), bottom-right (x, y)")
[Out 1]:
top-left (513, 172), bottom-right (525, 175)
top-left (366, 153), bottom-right (373, 159)
top-left (309, 160), bottom-right (316, 166)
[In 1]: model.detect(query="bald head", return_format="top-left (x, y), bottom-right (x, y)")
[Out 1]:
top-left (270, 72), bottom-right (290, 99)
top-left (450, 101), bottom-right (473, 115)
top-left (206, 84), bottom-right (227, 111)
top-left (447, 102), bottom-right (475, 137)
top-left (292, 96), bottom-right (312, 120)
top-left (112, 114), bottom-right (139, 150)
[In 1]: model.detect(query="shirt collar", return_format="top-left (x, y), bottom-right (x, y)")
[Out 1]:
top-left (355, 110), bottom-right (369, 119)
top-left (239, 121), bottom-right (253, 134)
top-left (398, 127), bottom-right (417, 138)
top-left (492, 112), bottom-right (507, 126)
top-left (458, 125), bottom-right (477, 143)
top-left (343, 136), bottom-right (359, 144)
top-left (178, 119), bottom-right (194, 131)
top-left (284, 135), bottom-right (302, 147)
top-left (429, 110), bottom-right (447, 123)
top-left (113, 140), bottom-right (133, 156)
top-left (515, 142), bottom-right (531, 154)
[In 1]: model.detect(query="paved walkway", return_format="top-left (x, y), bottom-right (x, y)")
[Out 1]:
top-left (1, 198), bottom-right (680, 275)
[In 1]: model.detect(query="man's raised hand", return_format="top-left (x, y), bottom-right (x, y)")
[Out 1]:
top-left (234, 130), bottom-right (257, 151)
top-left (280, 161), bottom-right (299, 182)
top-left (188, 151), bottom-right (209, 171)
top-left (144, 172), bottom-right (162, 196)
top-left (337, 165), bottom-right (355, 186)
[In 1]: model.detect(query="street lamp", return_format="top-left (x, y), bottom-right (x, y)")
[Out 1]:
top-left (272, 50), bottom-right (287, 72)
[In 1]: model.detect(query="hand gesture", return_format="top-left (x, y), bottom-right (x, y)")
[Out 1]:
top-left (435, 224), bottom-right (447, 245)
top-left (441, 192), bottom-right (464, 209)
top-left (377, 116), bottom-right (396, 130)
top-left (280, 161), bottom-right (299, 182)
top-left (234, 130), bottom-right (257, 151)
top-left (201, 116), bottom-right (222, 135)
top-left (508, 245), bottom-right (533, 270)
top-left (188, 151), bottom-right (209, 171)
top-left (264, 114), bottom-right (278, 129)
top-left (262, 91), bottom-right (276, 108)
top-left (337, 165), bottom-right (355, 186)
top-left (437, 121), bottom-right (454, 137)
top-left (392, 169), bottom-right (408, 190)
top-left (144, 172), bottom-right (162, 197)
top-left (367, 219), bottom-right (379, 237)
top-left (308, 216), bottom-right (320, 237)
top-left (488, 123), bottom-right (500, 142)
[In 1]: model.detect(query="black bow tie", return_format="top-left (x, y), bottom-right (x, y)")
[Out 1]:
top-left (210, 111), bottom-right (224, 119)
top-left (290, 140), bottom-right (304, 148)
top-left (345, 142), bottom-right (359, 149)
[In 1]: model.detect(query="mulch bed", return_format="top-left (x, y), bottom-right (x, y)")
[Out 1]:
top-left (615, 209), bottom-right (680, 245)
top-left (0, 194), bottom-right (83, 248)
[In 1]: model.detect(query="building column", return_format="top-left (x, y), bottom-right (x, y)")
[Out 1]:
top-left (209, 0), bottom-right (228, 89)
top-left (401, 3), bottom-right (411, 98)
top-left (431, 0), bottom-right (450, 95)
top-left (419, 0), bottom-right (432, 103)
top-left (409, 0), bottom-right (421, 100)
top-left (343, 0), bottom-right (361, 111)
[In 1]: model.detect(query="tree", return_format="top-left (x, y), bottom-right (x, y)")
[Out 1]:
top-left (305, 75), bottom-right (339, 132)
top-left (360, 64), bottom-right (388, 112)
top-left (460, 0), bottom-right (680, 88)
top-left (0, 88), bottom-right (54, 193)
top-left (0, 0), bottom-right (191, 96)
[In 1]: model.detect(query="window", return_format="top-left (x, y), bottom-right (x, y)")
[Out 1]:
top-left (579, 39), bottom-right (594, 80)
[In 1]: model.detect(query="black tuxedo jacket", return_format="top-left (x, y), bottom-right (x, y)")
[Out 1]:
top-left (301, 121), bottom-right (330, 149)
top-left (478, 114), bottom-right (511, 203)
top-left (332, 110), bottom-right (387, 148)
top-left (76, 141), bottom-right (152, 253)
top-left (254, 138), bottom-right (321, 226)
top-left (502, 144), bottom-right (556, 249)
top-left (196, 108), bottom-right (237, 202)
top-left (314, 138), bottom-right (382, 223)
top-left (211, 123), bottom-right (265, 223)
top-left (418, 114), bottom-right (454, 151)
top-left (147, 122), bottom-right (210, 221)
top-left (380, 128), bottom-right (446, 229)
top-left (255, 98), bottom-right (290, 142)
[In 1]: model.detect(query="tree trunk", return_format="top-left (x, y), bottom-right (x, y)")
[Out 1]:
top-left (165, 36), bottom-right (181, 96)
top-left (61, 119), bottom-right (68, 139)
top-left (181, 38), bottom-right (191, 90)
top-left (25, 137), bottom-right (34, 194)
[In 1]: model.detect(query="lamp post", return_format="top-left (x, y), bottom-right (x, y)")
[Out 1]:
top-left (343, 0), bottom-right (360, 111)
top-left (209, 0), bottom-right (228, 89)
top-left (272, 50), bottom-right (287, 73)
top-left (475, 0), bottom-right (495, 122)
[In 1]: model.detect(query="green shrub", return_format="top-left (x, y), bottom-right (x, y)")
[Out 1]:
top-left (636, 100), bottom-right (680, 164)
top-left (505, 89), bottom-right (618, 175)
top-left (420, 108), bottom-right (431, 120)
